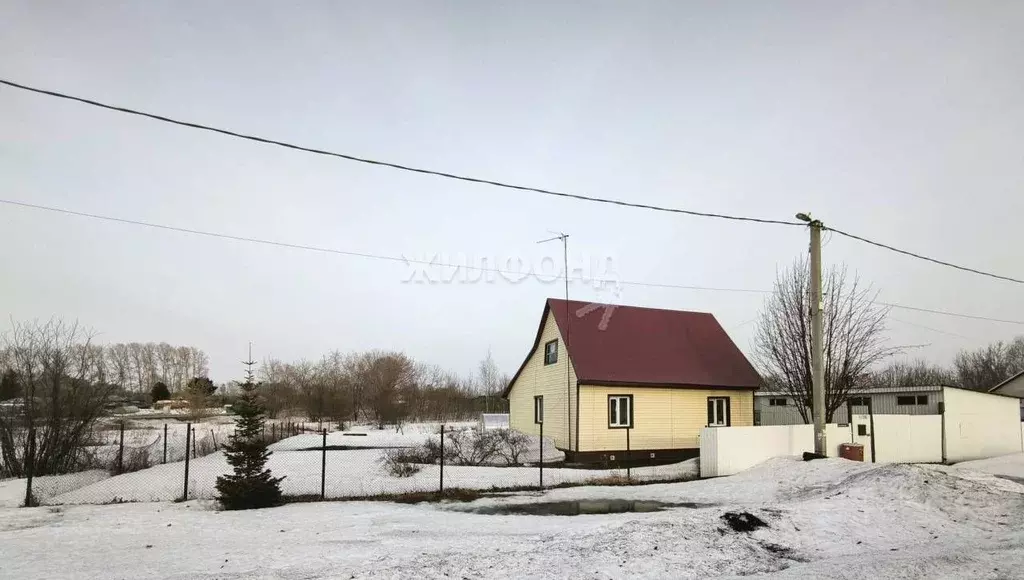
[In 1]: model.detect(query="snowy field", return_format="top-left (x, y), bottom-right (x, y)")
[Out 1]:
top-left (0, 425), bottom-right (697, 505)
top-left (2, 456), bottom-right (1024, 579)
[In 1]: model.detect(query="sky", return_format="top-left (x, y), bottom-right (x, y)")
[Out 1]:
top-left (1, 1), bottom-right (1022, 382)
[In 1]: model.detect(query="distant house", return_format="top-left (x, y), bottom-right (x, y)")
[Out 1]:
top-left (502, 299), bottom-right (762, 464)
top-left (988, 370), bottom-right (1024, 420)
top-left (755, 385), bottom-right (946, 426)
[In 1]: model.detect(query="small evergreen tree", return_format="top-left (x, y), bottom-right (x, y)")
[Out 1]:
top-left (215, 354), bottom-right (283, 510)
top-left (150, 381), bottom-right (171, 402)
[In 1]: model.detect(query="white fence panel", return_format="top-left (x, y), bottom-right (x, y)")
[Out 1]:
top-left (872, 415), bottom-right (942, 463)
top-left (699, 424), bottom-right (852, 478)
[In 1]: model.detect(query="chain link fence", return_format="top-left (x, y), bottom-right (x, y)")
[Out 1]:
top-left (3, 419), bottom-right (699, 507)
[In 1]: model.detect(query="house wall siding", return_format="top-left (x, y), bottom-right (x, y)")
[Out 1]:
top-left (578, 386), bottom-right (754, 451)
top-left (507, 310), bottom-right (578, 450)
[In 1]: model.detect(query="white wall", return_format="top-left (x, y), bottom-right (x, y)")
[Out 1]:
top-left (699, 424), bottom-right (852, 477)
top-left (872, 415), bottom-right (942, 463)
top-left (943, 387), bottom-right (1022, 463)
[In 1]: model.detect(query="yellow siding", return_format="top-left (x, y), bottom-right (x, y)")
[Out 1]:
top-left (507, 310), bottom-right (578, 450)
top-left (578, 386), bottom-right (754, 451)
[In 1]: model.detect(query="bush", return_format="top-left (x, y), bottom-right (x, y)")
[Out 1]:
top-left (494, 429), bottom-right (531, 466)
top-left (111, 445), bottom-right (152, 475)
top-left (444, 429), bottom-right (502, 466)
top-left (380, 449), bottom-right (424, 478)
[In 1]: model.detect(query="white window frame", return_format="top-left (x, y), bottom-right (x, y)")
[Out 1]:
top-left (534, 395), bottom-right (544, 424)
top-left (608, 395), bottom-right (632, 428)
top-left (708, 397), bottom-right (728, 427)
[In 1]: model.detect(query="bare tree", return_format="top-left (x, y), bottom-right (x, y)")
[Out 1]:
top-left (753, 257), bottom-right (900, 422)
top-left (954, 336), bottom-right (1024, 391)
top-left (105, 343), bottom-right (132, 391)
top-left (357, 351), bottom-right (417, 430)
top-left (866, 358), bottom-right (956, 389)
top-left (258, 358), bottom-right (296, 418)
top-left (0, 319), bottom-right (115, 498)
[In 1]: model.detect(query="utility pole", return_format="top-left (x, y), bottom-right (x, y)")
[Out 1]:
top-left (537, 232), bottom-right (571, 453)
top-left (797, 213), bottom-right (826, 456)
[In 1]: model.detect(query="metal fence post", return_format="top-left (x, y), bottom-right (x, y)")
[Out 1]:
top-left (117, 421), bottom-right (125, 474)
top-left (191, 427), bottom-right (197, 458)
top-left (183, 423), bottom-right (191, 500)
top-left (439, 424), bottom-right (444, 495)
top-left (626, 428), bottom-right (631, 482)
top-left (320, 429), bottom-right (327, 500)
top-left (272, 423), bottom-right (276, 441)
top-left (162, 424), bottom-right (168, 464)
top-left (539, 421), bottom-right (544, 489)
top-left (23, 427), bottom-right (35, 507)
top-left (211, 429), bottom-right (218, 451)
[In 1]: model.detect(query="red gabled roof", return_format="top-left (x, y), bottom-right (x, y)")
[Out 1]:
top-left (504, 298), bottom-right (762, 396)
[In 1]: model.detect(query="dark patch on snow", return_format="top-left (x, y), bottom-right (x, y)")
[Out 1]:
top-left (294, 445), bottom-right (410, 451)
top-left (994, 474), bottom-right (1024, 486)
top-left (802, 452), bottom-right (826, 461)
top-left (465, 499), bottom-right (711, 516)
top-left (760, 541), bottom-right (809, 563)
top-left (721, 511), bottom-right (769, 532)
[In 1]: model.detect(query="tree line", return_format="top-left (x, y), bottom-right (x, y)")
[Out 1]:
top-left (257, 349), bottom-right (509, 427)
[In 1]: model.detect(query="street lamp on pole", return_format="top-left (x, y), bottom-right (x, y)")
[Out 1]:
top-left (796, 212), bottom-right (827, 456)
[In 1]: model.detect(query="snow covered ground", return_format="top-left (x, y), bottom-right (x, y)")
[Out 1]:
top-left (952, 453), bottom-right (1024, 481)
top-left (41, 448), bottom-right (697, 504)
top-left (0, 426), bottom-right (696, 505)
top-left (2, 457), bottom-right (1023, 579)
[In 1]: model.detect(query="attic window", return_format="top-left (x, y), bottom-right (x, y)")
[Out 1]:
top-left (544, 339), bottom-right (558, 365)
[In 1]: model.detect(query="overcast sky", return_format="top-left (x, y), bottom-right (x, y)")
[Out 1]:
top-left (1, 1), bottom-right (1022, 382)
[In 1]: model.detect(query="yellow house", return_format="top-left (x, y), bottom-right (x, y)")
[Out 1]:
top-left (503, 299), bottom-right (762, 464)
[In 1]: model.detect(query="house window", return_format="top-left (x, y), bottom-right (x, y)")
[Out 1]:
top-left (897, 395), bottom-right (920, 406)
top-left (608, 395), bottom-right (633, 428)
top-left (707, 397), bottom-right (730, 427)
top-left (849, 397), bottom-right (870, 407)
top-left (769, 398), bottom-right (788, 407)
top-left (534, 396), bottom-right (544, 424)
top-left (916, 395), bottom-right (928, 405)
top-left (543, 339), bottom-right (558, 365)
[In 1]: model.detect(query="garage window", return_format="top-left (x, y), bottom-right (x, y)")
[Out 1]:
top-left (897, 395), bottom-right (927, 406)
top-left (769, 398), bottom-right (788, 407)
top-left (849, 397), bottom-right (870, 406)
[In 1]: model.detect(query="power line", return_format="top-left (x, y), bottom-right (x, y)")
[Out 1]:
top-left (873, 301), bottom-right (1024, 326)
top-left (826, 226), bottom-right (1024, 285)
top-left (887, 316), bottom-right (974, 341)
top-left (5, 78), bottom-right (1022, 285)
top-left (0, 77), bottom-right (800, 227)
top-left (4, 197), bottom-right (1023, 327)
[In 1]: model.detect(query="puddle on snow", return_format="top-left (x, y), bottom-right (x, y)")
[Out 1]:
top-left (464, 499), bottom-right (712, 516)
